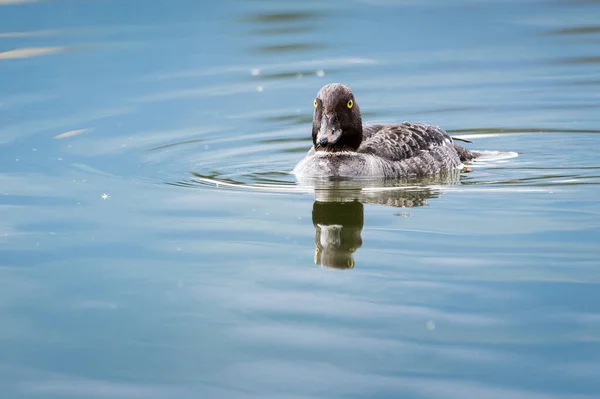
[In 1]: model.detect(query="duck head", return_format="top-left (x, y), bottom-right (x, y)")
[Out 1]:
top-left (312, 83), bottom-right (363, 152)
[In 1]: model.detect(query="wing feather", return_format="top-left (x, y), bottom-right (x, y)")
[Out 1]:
top-left (358, 122), bottom-right (453, 161)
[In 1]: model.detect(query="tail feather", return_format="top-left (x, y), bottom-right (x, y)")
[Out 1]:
top-left (454, 144), bottom-right (479, 163)
top-left (451, 136), bottom-right (472, 144)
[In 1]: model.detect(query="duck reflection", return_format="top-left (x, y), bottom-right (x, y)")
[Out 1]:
top-left (309, 175), bottom-right (453, 269)
top-left (177, 171), bottom-right (458, 270)
top-left (313, 200), bottom-right (363, 269)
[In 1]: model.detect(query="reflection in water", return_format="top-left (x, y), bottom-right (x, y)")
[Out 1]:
top-left (0, 46), bottom-right (64, 59)
top-left (313, 201), bottom-right (363, 269)
top-left (545, 25), bottom-right (600, 35)
top-left (239, 10), bottom-right (325, 55)
top-left (253, 43), bottom-right (321, 54)
top-left (311, 183), bottom-right (442, 269)
top-left (309, 177), bottom-right (448, 205)
top-left (171, 171), bottom-right (452, 270)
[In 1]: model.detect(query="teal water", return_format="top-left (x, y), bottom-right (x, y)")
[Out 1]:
top-left (1, 1), bottom-right (600, 398)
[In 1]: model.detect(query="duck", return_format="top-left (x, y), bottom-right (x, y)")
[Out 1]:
top-left (292, 83), bottom-right (479, 179)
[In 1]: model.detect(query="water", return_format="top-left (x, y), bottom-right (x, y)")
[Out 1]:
top-left (1, 0), bottom-right (600, 398)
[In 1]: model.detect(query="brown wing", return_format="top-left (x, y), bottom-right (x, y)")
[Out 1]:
top-left (358, 122), bottom-right (453, 161)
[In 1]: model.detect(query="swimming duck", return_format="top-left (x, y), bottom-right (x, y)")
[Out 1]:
top-left (292, 83), bottom-right (478, 179)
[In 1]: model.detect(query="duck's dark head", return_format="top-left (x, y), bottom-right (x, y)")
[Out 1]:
top-left (312, 83), bottom-right (363, 152)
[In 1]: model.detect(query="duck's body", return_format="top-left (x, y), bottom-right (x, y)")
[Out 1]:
top-left (292, 83), bottom-right (478, 180)
top-left (294, 121), bottom-right (477, 179)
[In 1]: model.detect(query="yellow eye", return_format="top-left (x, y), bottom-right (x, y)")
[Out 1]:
top-left (347, 99), bottom-right (353, 109)
top-left (314, 99), bottom-right (318, 108)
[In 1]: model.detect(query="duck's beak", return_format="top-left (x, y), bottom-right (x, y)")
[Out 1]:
top-left (316, 113), bottom-right (342, 147)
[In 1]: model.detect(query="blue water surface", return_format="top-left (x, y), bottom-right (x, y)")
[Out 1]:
top-left (1, 0), bottom-right (600, 398)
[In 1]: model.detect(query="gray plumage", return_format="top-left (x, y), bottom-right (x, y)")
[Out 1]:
top-left (293, 83), bottom-right (478, 180)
